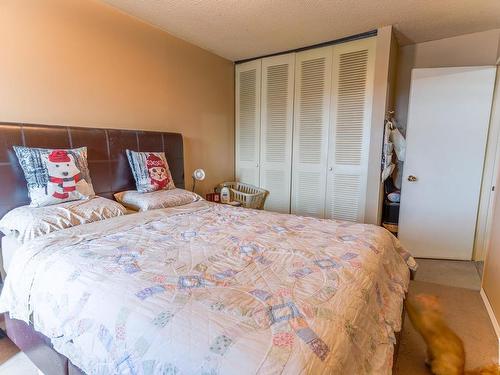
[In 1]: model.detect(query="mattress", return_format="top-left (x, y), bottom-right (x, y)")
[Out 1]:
top-left (0, 200), bottom-right (416, 375)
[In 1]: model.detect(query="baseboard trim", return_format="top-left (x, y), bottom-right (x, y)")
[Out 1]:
top-left (480, 288), bottom-right (500, 360)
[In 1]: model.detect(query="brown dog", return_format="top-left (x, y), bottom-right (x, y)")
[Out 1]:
top-left (405, 294), bottom-right (499, 375)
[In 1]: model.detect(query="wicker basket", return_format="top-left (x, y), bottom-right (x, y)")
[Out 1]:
top-left (217, 182), bottom-right (269, 209)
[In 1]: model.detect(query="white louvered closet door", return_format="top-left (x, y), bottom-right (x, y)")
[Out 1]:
top-left (291, 47), bottom-right (333, 217)
top-left (236, 60), bottom-right (261, 186)
top-left (260, 54), bottom-right (295, 213)
top-left (326, 38), bottom-right (376, 222)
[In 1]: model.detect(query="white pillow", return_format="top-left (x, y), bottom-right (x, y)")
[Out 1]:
top-left (114, 188), bottom-right (200, 212)
top-left (0, 196), bottom-right (127, 243)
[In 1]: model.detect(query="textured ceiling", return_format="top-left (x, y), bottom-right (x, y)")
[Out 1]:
top-left (100, 0), bottom-right (500, 61)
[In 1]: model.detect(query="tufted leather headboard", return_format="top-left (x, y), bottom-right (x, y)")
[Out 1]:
top-left (0, 122), bottom-right (185, 218)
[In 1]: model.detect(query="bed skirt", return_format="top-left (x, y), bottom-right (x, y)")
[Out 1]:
top-left (5, 314), bottom-right (84, 375)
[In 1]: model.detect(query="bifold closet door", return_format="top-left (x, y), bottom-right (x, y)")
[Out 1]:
top-left (235, 60), bottom-right (261, 186)
top-left (259, 54), bottom-right (295, 213)
top-left (326, 38), bottom-right (376, 222)
top-left (291, 47), bottom-right (333, 217)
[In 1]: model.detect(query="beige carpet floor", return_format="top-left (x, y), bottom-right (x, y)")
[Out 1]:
top-left (394, 260), bottom-right (499, 374)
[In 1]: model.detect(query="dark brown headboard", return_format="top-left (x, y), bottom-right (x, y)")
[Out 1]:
top-left (0, 122), bottom-right (184, 218)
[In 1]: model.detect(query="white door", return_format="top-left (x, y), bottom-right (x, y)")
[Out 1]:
top-left (399, 67), bottom-right (496, 260)
top-left (260, 54), bottom-right (295, 213)
top-left (235, 60), bottom-right (261, 186)
top-left (291, 47), bottom-right (333, 217)
top-left (326, 38), bottom-right (375, 222)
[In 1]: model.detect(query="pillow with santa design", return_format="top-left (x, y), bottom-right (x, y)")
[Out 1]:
top-left (126, 150), bottom-right (175, 193)
top-left (14, 146), bottom-right (95, 207)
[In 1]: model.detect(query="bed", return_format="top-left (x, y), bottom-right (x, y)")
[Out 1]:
top-left (0, 123), bottom-right (416, 375)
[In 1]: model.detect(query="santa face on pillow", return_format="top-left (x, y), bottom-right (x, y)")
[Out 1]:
top-left (44, 150), bottom-right (85, 199)
top-left (146, 154), bottom-right (170, 190)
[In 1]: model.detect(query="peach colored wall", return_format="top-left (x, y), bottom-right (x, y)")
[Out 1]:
top-left (0, 0), bottom-right (235, 194)
top-left (483, 172), bottom-right (500, 338)
top-left (482, 66), bottom-right (500, 340)
top-left (497, 34), bottom-right (500, 61)
top-left (483, 159), bottom-right (500, 338)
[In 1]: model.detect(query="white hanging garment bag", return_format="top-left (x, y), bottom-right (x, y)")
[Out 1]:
top-left (391, 127), bottom-right (406, 161)
top-left (381, 120), bottom-right (395, 182)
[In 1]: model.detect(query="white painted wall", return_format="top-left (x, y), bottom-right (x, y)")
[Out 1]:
top-left (395, 29), bottom-right (500, 132)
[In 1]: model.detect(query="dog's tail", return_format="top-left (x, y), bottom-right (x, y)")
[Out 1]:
top-left (465, 364), bottom-right (500, 375)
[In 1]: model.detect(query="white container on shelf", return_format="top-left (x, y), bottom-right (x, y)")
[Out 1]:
top-left (220, 186), bottom-right (230, 204)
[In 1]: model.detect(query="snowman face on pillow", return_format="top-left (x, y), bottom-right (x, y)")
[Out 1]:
top-left (44, 152), bottom-right (80, 179)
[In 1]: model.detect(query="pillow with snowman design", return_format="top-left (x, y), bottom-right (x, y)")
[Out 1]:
top-left (14, 146), bottom-right (95, 207)
top-left (126, 150), bottom-right (175, 193)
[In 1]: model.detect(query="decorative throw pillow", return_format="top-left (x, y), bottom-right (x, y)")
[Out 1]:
top-left (126, 150), bottom-right (175, 193)
top-left (14, 146), bottom-right (95, 207)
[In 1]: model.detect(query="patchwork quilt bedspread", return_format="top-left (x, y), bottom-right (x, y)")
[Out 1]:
top-left (0, 201), bottom-right (416, 375)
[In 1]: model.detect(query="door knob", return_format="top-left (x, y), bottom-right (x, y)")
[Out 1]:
top-left (407, 175), bottom-right (417, 182)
